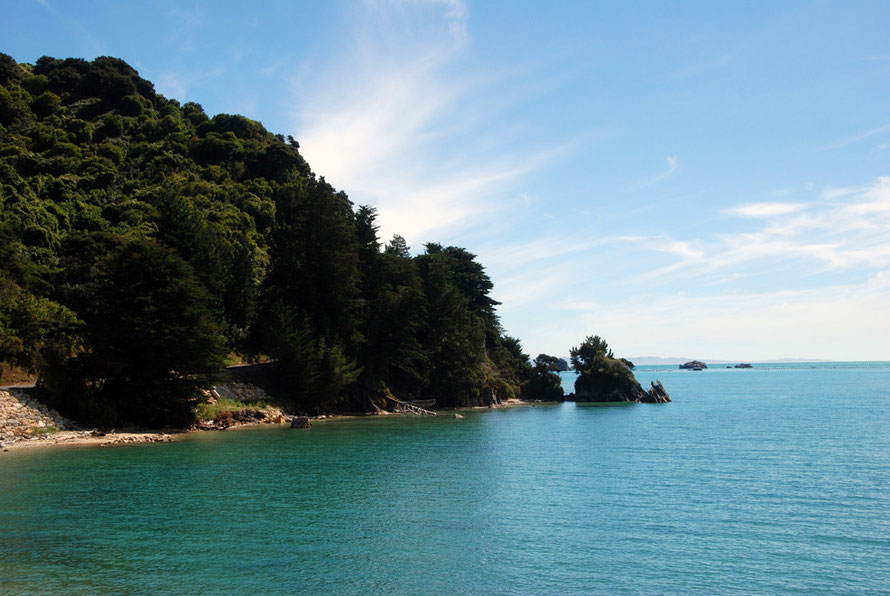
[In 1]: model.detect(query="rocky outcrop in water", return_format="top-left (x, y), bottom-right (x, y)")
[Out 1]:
top-left (680, 360), bottom-right (707, 370)
top-left (568, 336), bottom-right (672, 404)
top-left (641, 380), bottom-right (671, 403)
top-left (572, 361), bottom-right (671, 404)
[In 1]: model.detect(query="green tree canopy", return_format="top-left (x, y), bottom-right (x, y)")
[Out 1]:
top-left (39, 236), bottom-right (225, 426)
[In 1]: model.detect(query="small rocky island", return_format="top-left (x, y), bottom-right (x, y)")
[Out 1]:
top-left (734, 363), bottom-right (753, 368)
top-left (568, 336), bottom-right (671, 404)
top-left (680, 360), bottom-right (707, 370)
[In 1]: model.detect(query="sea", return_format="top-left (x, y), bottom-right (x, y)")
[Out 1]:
top-left (1, 362), bottom-right (888, 594)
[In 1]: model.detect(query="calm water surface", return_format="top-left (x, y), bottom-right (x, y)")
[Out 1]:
top-left (1, 363), bottom-right (889, 594)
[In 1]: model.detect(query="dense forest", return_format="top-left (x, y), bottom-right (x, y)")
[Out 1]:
top-left (0, 53), bottom-right (565, 427)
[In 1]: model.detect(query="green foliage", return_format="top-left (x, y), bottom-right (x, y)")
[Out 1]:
top-left (570, 335), bottom-right (640, 402)
top-left (1, 51), bottom-right (534, 422)
top-left (570, 335), bottom-right (613, 371)
top-left (39, 236), bottom-right (226, 426)
top-left (0, 274), bottom-right (80, 373)
top-left (29, 425), bottom-right (59, 435)
top-left (524, 353), bottom-right (565, 401)
top-left (194, 397), bottom-right (272, 422)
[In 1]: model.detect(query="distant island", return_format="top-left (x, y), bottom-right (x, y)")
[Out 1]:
top-left (680, 360), bottom-right (708, 370)
top-left (630, 356), bottom-right (830, 365)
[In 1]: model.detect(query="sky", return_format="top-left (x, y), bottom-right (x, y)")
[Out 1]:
top-left (3, 0), bottom-right (890, 361)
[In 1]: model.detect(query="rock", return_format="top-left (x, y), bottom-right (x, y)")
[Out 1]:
top-left (290, 416), bottom-right (311, 429)
top-left (555, 358), bottom-right (570, 372)
top-left (454, 414), bottom-right (464, 419)
top-left (679, 360), bottom-right (707, 370)
top-left (641, 380), bottom-right (671, 403)
top-left (734, 363), bottom-right (753, 368)
top-left (485, 388), bottom-right (499, 406)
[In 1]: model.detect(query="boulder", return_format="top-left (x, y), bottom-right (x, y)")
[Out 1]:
top-left (290, 416), bottom-right (311, 429)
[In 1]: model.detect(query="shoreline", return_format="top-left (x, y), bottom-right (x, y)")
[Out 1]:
top-left (1, 397), bottom-right (552, 454)
top-left (2, 429), bottom-right (179, 451)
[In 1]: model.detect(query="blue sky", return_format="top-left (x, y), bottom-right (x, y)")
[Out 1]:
top-left (4, 0), bottom-right (890, 360)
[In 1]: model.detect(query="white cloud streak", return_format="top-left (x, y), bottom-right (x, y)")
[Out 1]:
top-left (816, 123), bottom-right (890, 151)
top-left (627, 155), bottom-right (679, 191)
top-left (643, 177), bottom-right (890, 276)
top-left (291, 0), bottom-right (557, 244)
top-left (725, 202), bottom-right (807, 217)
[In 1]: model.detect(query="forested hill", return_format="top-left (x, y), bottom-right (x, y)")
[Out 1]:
top-left (0, 53), bottom-right (558, 427)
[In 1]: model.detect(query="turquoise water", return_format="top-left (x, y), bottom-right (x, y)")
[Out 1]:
top-left (1, 363), bottom-right (889, 594)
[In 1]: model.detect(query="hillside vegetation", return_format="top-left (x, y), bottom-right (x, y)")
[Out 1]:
top-left (0, 53), bottom-right (563, 426)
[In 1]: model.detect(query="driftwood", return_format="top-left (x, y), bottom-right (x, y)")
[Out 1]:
top-left (381, 395), bottom-right (437, 416)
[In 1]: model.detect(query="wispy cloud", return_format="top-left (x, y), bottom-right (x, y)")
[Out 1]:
top-left (291, 0), bottom-right (559, 243)
top-left (724, 202), bottom-right (807, 217)
top-left (662, 176), bottom-right (890, 274)
top-left (652, 237), bottom-right (703, 259)
top-left (816, 123), bottom-right (890, 151)
top-left (495, 176), bottom-right (890, 352)
top-left (844, 176), bottom-right (890, 214)
top-left (627, 155), bottom-right (679, 191)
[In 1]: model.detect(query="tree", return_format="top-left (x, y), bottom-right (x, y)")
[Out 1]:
top-left (523, 353), bottom-right (565, 401)
top-left (570, 335), bottom-right (613, 371)
top-left (40, 236), bottom-right (225, 427)
top-left (570, 335), bottom-right (644, 402)
top-left (0, 53), bottom-right (546, 418)
top-left (385, 234), bottom-right (410, 258)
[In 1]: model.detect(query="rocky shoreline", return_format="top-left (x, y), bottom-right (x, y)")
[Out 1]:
top-left (0, 383), bottom-right (288, 453)
top-left (0, 388), bottom-right (183, 451)
top-left (0, 384), bottom-right (553, 453)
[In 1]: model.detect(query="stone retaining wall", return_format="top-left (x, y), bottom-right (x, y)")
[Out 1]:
top-left (0, 389), bottom-right (77, 446)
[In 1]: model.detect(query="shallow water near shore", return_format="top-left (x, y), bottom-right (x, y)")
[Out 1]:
top-left (2, 363), bottom-right (889, 594)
